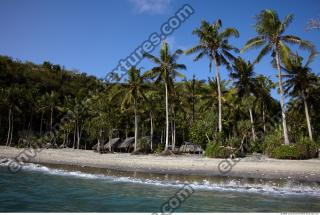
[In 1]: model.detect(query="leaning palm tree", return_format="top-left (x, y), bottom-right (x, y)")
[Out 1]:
top-left (241, 9), bottom-right (315, 145)
top-left (185, 20), bottom-right (239, 133)
top-left (117, 67), bottom-right (148, 151)
top-left (144, 41), bottom-right (186, 151)
top-left (230, 57), bottom-right (258, 141)
top-left (282, 52), bottom-right (318, 141)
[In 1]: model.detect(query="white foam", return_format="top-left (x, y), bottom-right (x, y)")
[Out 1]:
top-left (1, 160), bottom-right (320, 197)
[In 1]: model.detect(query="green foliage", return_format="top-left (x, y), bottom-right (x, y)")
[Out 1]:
top-left (263, 129), bottom-right (283, 156)
top-left (224, 136), bottom-right (241, 148)
top-left (271, 136), bottom-right (318, 159)
top-left (204, 133), bottom-right (234, 158)
top-left (271, 145), bottom-right (303, 159)
top-left (249, 139), bottom-right (263, 153)
top-left (189, 115), bottom-right (214, 149)
top-left (154, 143), bottom-right (165, 154)
top-left (137, 138), bottom-right (151, 153)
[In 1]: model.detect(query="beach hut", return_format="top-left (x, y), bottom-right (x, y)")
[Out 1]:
top-left (92, 139), bottom-right (106, 152)
top-left (103, 138), bottom-right (122, 152)
top-left (117, 137), bottom-right (135, 152)
top-left (179, 141), bottom-right (203, 154)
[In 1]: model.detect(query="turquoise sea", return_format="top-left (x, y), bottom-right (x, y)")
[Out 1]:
top-left (0, 162), bottom-right (319, 212)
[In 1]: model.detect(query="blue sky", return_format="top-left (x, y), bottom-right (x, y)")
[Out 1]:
top-left (0, 0), bottom-right (319, 99)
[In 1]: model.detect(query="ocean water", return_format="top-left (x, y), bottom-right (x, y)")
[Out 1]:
top-left (0, 162), bottom-right (320, 212)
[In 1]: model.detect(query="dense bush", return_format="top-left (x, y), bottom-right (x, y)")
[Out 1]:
top-left (271, 145), bottom-right (304, 159)
top-left (204, 133), bottom-right (235, 158)
top-left (263, 129), bottom-right (283, 156)
top-left (154, 143), bottom-right (165, 154)
top-left (271, 137), bottom-right (319, 159)
top-left (137, 138), bottom-right (151, 153)
top-left (249, 139), bottom-right (264, 153)
top-left (205, 144), bottom-right (234, 158)
top-left (189, 113), bottom-right (216, 150)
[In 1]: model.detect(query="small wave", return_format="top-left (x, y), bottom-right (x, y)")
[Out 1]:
top-left (1, 160), bottom-right (320, 197)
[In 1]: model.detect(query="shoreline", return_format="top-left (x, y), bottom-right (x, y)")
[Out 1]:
top-left (0, 146), bottom-right (320, 182)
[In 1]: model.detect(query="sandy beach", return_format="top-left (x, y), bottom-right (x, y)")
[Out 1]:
top-left (0, 146), bottom-right (319, 182)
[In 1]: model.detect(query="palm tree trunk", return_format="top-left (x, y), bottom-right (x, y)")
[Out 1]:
top-left (27, 110), bottom-right (33, 138)
top-left (165, 82), bottom-right (169, 151)
top-left (50, 106), bottom-right (53, 133)
top-left (73, 125), bottom-right (76, 149)
top-left (275, 50), bottom-right (290, 145)
top-left (173, 120), bottom-right (176, 150)
top-left (76, 122), bottom-right (80, 149)
top-left (9, 113), bottom-right (14, 146)
top-left (63, 131), bottom-right (66, 148)
top-left (6, 108), bottom-right (11, 146)
top-left (98, 129), bottom-right (102, 153)
top-left (249, 107), bottom-right (256, 141)
top-left (109, 130), bottom-right (112, 152)
top-left (192, 76), bottom-right (195, 123)
top-left (150, 112), bottom-right (153, 151)
top-left (302, 92), bottom-right (313, 141)
top-left (134, 98), bottom-right (138, 151)
top-left (262, 103), bottom-right (266, 133)
top-left (213, 53), bottom-right (222, 133)
top-left (40, 111), bottom-right (44, 135)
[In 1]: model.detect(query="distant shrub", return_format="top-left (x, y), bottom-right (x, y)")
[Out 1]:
top-left (271, 145), bottom-right (303, 159)
top-left (271, 137), bottom-right (318, 160)
top-left (249, 139), bottom-right (263, 153)
top-left (189, 113), bottom-right (215, 149)
top-left (225, 136), bottom-right (241, 149)
top-left (154, 143), bottom-right (165, 154)
top-left (263, 129), bottom-right (283, 156)
top-left (205, 133), bottom-right (235, 158)
top-left (205, 144), bottom-right (233, 158)
top-left (296, 136), bottom-right (318, 158)
top-left (137, 138), bottom-right (151, 153)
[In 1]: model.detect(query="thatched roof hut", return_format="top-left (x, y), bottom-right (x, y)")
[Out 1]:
top-left (104, 138), bottom-right (122, 151)
top-left (92, 141), bottom-right (105, 151)
top-left (118, 137), bottom-right (135, 151)
top-left (179, 141), bottom-right (203, 154)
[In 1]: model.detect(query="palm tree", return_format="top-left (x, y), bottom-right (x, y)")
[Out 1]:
top-left (185, 20), bottom-right (239, 133)
top-left (241, 9), bottom-right (314, 145)
top-left (230, 57), bottom-right (258, 141)
top-left (144, 41), bottom-right (186, 151)
top-left (255, 75), bottom-right (276, 133)
top-left (282, 52), bottom-right (318, 141)
top-left (43, 91), bottom-right (59, 134)
top-left (119, 67), bottom-right (148, 151)
top-left (182, 75), bottom-right (204, 124)
top-left (1, 86), bottom-right (21, 146)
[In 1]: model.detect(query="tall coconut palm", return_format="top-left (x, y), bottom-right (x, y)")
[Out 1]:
top-left (1, 86), bottom-right (21, 146)
top-left (185, 20), bottom-right (239, 133)
top-left (230, 57), bottom-right (258, 141)
top-left (118, 67), bottom-right (148, 151)
top-left (282, 52), bottom-right (318, 141)
top-left (144, 41), bottom-right (186, 151)
top-left (43, 91), bottom-right (59, 134)
top-left (255, 75), bottom-right (276, 133)
top-left (241, 9), bottom-right (315, 145)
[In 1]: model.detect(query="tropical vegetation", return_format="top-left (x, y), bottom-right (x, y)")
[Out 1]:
top-left (0, 9), bottom-right (319, 159)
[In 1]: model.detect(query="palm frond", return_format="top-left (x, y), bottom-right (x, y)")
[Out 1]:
top-left (254, 44), bottom-right (271, 63)
top-left (241, 36), bottom-right (266, 53)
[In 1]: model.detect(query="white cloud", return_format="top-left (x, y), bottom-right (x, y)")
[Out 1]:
top-left (129, 0), bottom-right (171, 14)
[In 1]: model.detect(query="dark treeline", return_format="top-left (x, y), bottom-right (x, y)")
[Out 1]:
top-left (1, 10), bottom-right (319, 159)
